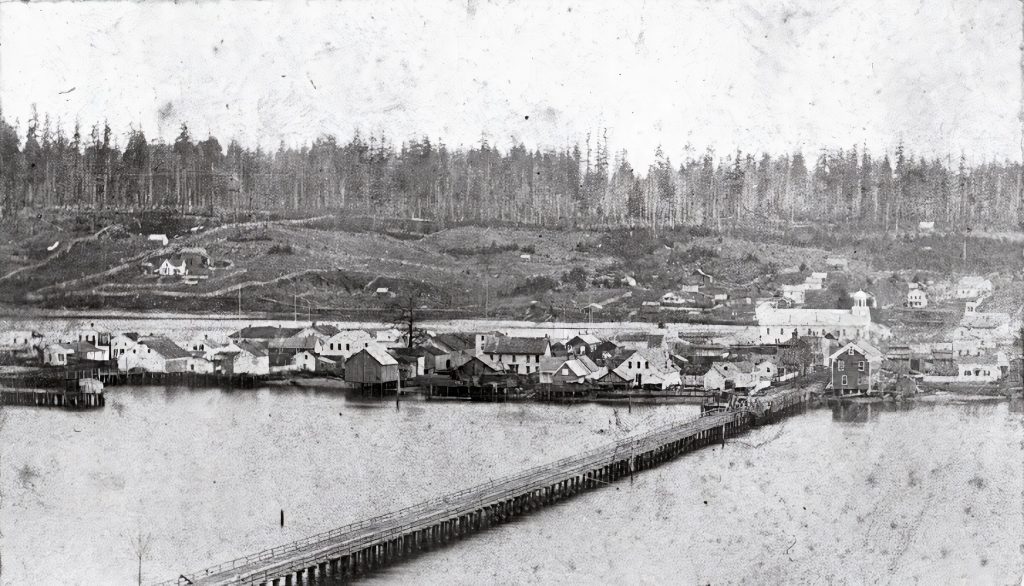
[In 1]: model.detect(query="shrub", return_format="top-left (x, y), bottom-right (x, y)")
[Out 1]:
top-left (520, 243), bottom-right (536, 254)
top-left (562, 267), bottom-right (589, 291)
top-left (510, 275), bottom-right (558, 297)
top-left (670, 245), bottom-right (719, 265)
top-left (267, 243), bottom-right (294, 255)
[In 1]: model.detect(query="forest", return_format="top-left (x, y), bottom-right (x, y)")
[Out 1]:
top-left (1, 108), bottom-right (1022, 232)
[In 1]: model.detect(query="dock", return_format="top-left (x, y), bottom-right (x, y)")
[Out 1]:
top-left (156, 382), bottom-right (814, 586)
top-left (0, 385), bottom-right (104, 409)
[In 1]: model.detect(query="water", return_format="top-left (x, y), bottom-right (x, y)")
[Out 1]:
top-left (0, 387), bottom-right (695, 585)
top-left (1, 391), bottom-right (1021, 585)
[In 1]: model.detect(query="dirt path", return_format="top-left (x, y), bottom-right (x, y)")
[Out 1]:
top-left (20, 215), bottom-right (335, 301)
top-left (0, 224), bottom-right (121, 283)
top-left (34, 268), bottom-right (332, 300)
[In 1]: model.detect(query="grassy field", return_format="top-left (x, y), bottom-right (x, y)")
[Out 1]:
top-left (2, 211), bottom-right (1023, 324)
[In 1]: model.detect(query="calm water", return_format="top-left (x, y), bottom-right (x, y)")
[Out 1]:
top-left (0, 387), bottom-right (697, 585)
top-left (1, 390), bottom-right (1021, 585)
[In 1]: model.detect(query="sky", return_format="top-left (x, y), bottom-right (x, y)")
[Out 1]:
top-left (0, 0), bottom-right (1020, 167)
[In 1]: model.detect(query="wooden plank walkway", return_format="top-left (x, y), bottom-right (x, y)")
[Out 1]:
top-left (155, 382), bottom-right (812, 586)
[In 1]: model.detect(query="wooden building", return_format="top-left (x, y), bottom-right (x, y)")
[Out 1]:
top-left (344, 347), bottom-right (400, 385)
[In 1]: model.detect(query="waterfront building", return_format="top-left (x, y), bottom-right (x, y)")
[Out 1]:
top-left (480, 335), bottom-right (551, 375)
top-left (828, 341), bottom-right (883, 396)
top-left (344, 347), bottom-right (400, 386)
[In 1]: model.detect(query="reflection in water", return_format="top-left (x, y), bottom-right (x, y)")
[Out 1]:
top-left (0, 386), bottom-right (695, 585)
top-left (1, 388), bottom-right (1021, 585)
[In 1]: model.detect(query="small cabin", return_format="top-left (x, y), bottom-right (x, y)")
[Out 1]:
top-left (344, 347), bottom-right (400, 384)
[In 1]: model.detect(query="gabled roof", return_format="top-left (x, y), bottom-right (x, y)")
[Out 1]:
top-left (68, 341), bottom-right (101, 354)
top-left (615, 333), bottom-right (664, 347)
top-left (577, 355), bottom-right (599, 372)
top-left (431, 333), bottom-right (476, 352)
top-left (235, 340), bottom-right (269, 357)
top-left (605, 348), bottom-right (668, 372)
top-left (139, 336), bottom-right (191, 360)
top-left (482, 336), bottom-right (549, 355)
top-left (710, 361), bottom-right (754, 378)
top-left (828, 340), bottom-right (883, 362)
top-left (959, 353), bottom-right (1002, 366)
top-left (268, 336), bottom-right (319, 350)
top-left (567, 334), bottom-right (602, 346)
top-left (230, 326), bottom-right (305, 339)
top-left (328, 329), bottom-right (373, 342)
top-left (46, 343), bottom-right (74, 353)
top-left (391, 347), bottom-right (431, 359)
top-left (361, 346), bottom-right (398, 366)
top-left (557, 359), bottom-right (593, 377)
top-left (309, 324), bottom-right (341, 337)
top-left (459, 354), bottom-right (503, 373)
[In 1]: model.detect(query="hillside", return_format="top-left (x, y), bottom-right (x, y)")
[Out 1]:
top-left (2, 211), bottom-right (1023, 325)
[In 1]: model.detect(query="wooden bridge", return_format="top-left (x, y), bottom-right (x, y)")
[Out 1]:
top-left (156, 384), bottom-right (814, 586)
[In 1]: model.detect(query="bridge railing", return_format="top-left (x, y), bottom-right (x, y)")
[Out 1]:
top-left (152, 410), bottom-right (749, 585)
top-left (230, 411), bottom-right (754, 584)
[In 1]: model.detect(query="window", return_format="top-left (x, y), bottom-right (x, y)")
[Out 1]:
top-left (848, 348), bottom-right (854, 355)
top-left (562, 368), bottom-right (569, 375)
top-left (645, 362), bottom-right (649, 369)
top-left (857, 361), bottom-right (865, 372)
top-left (837, 361), bottom-right (845, 371)
top-left (841, 375), bottom-right (848, 386)
top-left (628, 361), bottom-right (633, 369)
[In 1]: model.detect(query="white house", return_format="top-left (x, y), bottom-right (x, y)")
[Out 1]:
top-left (780, 284), bottom-right (807, 305)
top-left (187, 333), bottom-right (231, 353)
top-left (189, 356), bottom-right (216, 374)
top-left (322, 330), bottom-right (377, 360)
top-left (953, 312), bottom-right (1013, 346)
top-left (210, 341), bottom-right (270, 375)
top-left (148, 234), bottom-right (169, 246)
top-left (918, 221), bottom-right (935, 233)
top-left (907, 288), bottom-right (928, 308)
top-left (754, 359), bottom-right (779, 381)
top-left (43, 343), bottom-right (74, 366)
top-left (159, 257), bottom-right (187, 276)
top-left (374, 328), bottom-right (405, 348)
top-left (1, 330), bottom-right (44, 350)
top-left (956, 276), bottom-right (993, 299)
top-left (109, 333), bottom-right (141, 360)
top-left (480, 335), bottom-right (552, 374)
top-left (661, 292), bottom-right (686, 305)
top-left (117, 336), bottom-right (191, 373)
top-left (294, 350), bottom-right (324, 372)
top-left (606, 349), bottom-right (676, 389)
top-left (956, 353), bottom-right (1004, 383)
top-left (703, 361), bottom-right (760, 393)
top-left (803, 276), bottom-right (824, 290)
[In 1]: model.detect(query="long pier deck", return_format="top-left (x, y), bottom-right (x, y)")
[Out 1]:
top-left (158, 383), bottom-right (814, 586)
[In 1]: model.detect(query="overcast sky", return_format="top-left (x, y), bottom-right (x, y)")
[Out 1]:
top-left (0, 0), bottom-right (1019, 167)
